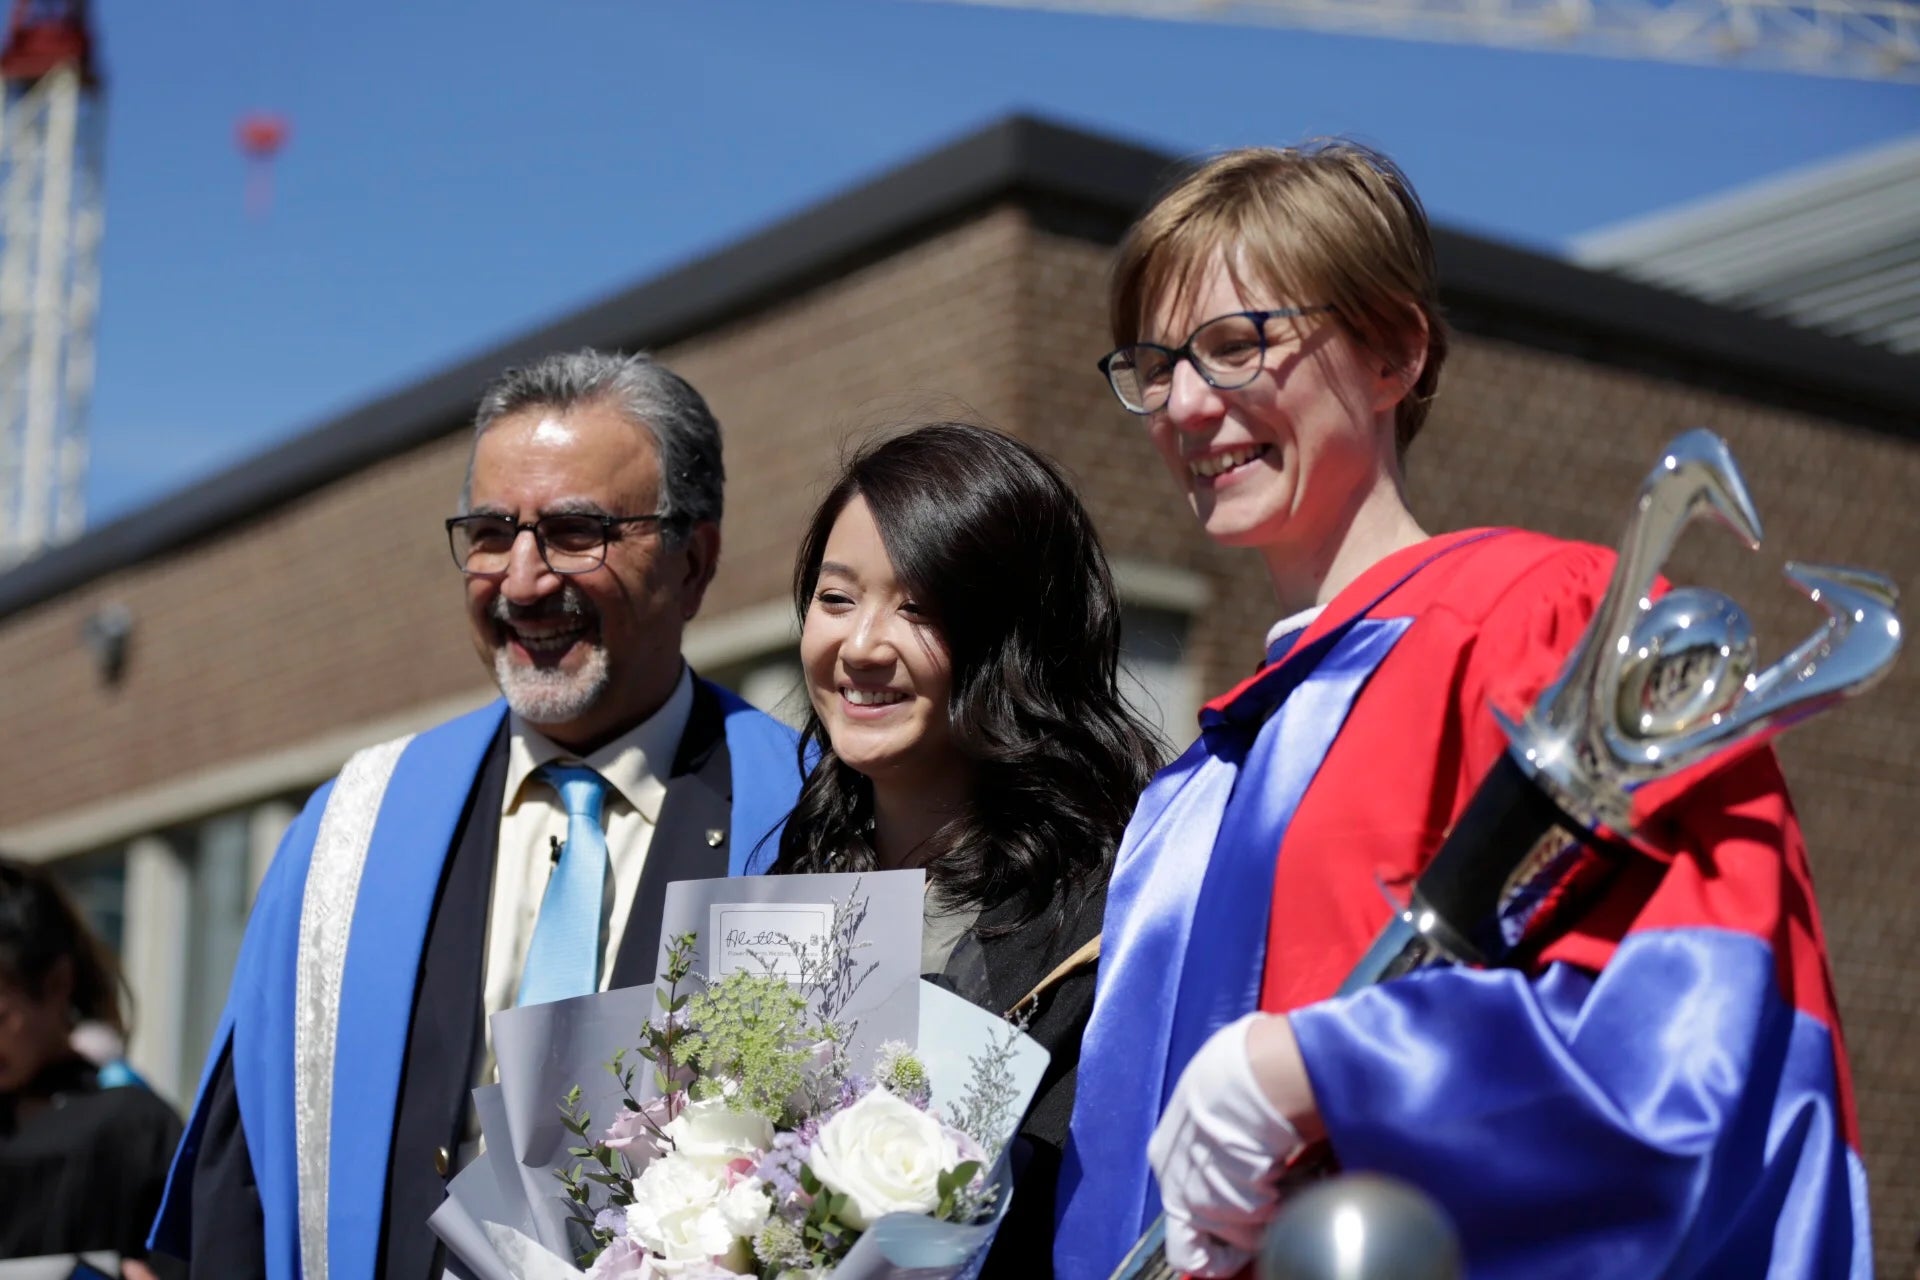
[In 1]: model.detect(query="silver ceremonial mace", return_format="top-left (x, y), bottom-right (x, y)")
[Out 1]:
top-left (1110, 429), bottom-right (1902, 1280)
top-left (1342, 429), bottom-right (1900, 989)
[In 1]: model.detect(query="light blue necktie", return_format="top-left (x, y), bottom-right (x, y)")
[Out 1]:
top-left (516, 763), bottom-right (611, 1006)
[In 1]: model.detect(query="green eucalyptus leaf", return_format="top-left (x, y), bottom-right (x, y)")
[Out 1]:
top-left (943, 1160), bottom-right (981, 1195)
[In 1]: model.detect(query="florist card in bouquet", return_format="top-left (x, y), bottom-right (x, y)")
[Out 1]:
top-left (656, 869), bottom-right (926, 1065)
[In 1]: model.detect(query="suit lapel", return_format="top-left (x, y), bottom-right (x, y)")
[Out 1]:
top-left (608, 679), bottom-right (733, 988)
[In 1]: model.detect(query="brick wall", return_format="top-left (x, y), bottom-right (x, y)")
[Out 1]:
top-left (0, 200), bottom-right (1912, 1269)
top-left (0, 433), bottom-right (482, 826)
top-left (660, 205), bottom-right (1032, 618)
top-left (0, 208), bottom-right (1037, 831)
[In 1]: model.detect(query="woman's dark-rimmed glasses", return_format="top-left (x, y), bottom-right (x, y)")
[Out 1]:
top-left (1097, 306), bottom-right (1335, 415)
top-left (445, 512), bottom-right (667, 576)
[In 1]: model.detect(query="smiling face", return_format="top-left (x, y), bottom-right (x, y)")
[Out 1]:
top-left (799, 495), bottom-right (959, 791)
top-left (1146, 251), bottom-right (1405, 573)
top-left (463, 401), bottom-right (717, 752)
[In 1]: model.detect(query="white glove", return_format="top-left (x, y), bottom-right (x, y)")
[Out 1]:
top-left (1148, 1013), bottom-right (1305, 1277)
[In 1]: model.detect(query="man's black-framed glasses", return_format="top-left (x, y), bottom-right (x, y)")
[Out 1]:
top-left (1098, 306), bottom-right (1335, 415)
top-left (446, 512), bottom-right (667, 576)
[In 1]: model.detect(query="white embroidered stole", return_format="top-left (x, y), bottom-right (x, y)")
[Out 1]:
top-left (293, 735), bottom-right (413, 1280)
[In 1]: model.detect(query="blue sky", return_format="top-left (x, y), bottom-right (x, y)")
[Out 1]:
top-left (81, 0), bottom-right (1919, 525)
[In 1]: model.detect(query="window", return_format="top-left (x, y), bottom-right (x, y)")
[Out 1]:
top-left (707, 654), bottom-right (807, 729)
top-left (1120, 604), bottom-right (1197, 750)
top-left (177, 811), bottom-right (252, 1092)
top-left (51, 849), bottom-right (128, 957)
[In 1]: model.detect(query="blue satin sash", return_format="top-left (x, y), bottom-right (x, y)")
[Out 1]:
top-left (715, 682), bottom-right (808, 876)
top-left (151, 700), bottom-right (512, 1278)
top-left (1054, 616), bottom-right (1414, 1279)
top-left (1290, 927), bottom-right (1870, 1278)
top-left (1163, 619), bottom-right (1412, 1105)
top-left (330, 702), bottom-right (507, 1277)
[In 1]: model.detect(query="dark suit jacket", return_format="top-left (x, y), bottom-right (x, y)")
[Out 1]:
top-left (182, 680), bottom-right (744, 1280)
top-left (943, 881), bottom-right (1107, 1280)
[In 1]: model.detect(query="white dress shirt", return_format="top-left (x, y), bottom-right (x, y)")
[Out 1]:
top-left (480, 667), bottom-right (695, 1057)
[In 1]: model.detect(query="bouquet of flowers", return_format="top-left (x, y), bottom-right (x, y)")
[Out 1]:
top-left (431, 875), bottom-right (1048, 1280)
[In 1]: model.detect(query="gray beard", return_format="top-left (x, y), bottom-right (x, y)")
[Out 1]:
top-left (492, 641), bottom-right (611, 725)
top-left (489, 584), bottom-right (610, 724)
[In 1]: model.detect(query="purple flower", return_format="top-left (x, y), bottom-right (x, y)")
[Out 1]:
top-left (754, 1126), bottom-right (820, 1213)
top-left (603, 1094), bottom-right (678, 1162)
top-left (594, 1207), bottom-right (629, 1237)
top-left (943, 1121), bottom-right (988, 1171)
top-left (583, 1235), bottom-right (655, 1279)
top-left (657, 1263), bottom-right (738, 1280)
top-left (834, 1073), bottom-right (874, 1111)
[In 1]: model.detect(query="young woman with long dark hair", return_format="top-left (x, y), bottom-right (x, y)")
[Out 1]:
top-left (772, 421), bottom-right (1163, 1273)
top-left (0, 856), bottom-right (182, 1277)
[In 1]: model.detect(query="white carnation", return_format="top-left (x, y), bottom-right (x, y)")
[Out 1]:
top-left (663, 1096), bottom-right (775, 1171)
top-left (718, 1177), bottom-right (773, 1239)
top-left (624, 1154), bottom-right (739, 1272)
top-left (805, 1087), bottom-right (965, 1229)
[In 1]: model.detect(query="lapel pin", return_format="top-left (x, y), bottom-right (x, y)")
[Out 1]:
top-left (705, 828), bottom-right (725, 848)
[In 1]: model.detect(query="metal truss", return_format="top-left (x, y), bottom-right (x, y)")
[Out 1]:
top-left (922, 1), bottom-right (1920, 81)
top-left (0, 59), bottom-right (102, 564)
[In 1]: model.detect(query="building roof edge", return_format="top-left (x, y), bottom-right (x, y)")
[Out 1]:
top-left (5, 114), bottom-right (1913, 618)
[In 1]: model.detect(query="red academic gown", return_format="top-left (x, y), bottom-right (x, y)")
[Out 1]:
top-left (1056, 529), bottom-right (1868, 1280)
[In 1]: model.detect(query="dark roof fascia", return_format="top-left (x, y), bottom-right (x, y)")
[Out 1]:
top-left (1434, 226), bottom-right (1920, 433)
top-left (0, 116), bottom-right (1168, 620)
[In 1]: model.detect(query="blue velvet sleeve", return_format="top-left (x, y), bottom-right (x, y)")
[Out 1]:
top-left (1288, 927), bottom-right (1869, 1279)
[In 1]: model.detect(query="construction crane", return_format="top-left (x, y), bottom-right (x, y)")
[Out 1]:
top-left (0, 0), bottom-right (101, 566)
top-left (920, 1), bottom-right (1920, 82)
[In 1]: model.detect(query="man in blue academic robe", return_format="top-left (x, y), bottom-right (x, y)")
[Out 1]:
top-left (148, 350), bottom-right (803, 1280)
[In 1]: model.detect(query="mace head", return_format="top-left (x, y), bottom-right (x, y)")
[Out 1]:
top-left (1258, 1173), bottom-right (1463, 1280)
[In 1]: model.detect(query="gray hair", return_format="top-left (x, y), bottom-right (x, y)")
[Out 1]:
top-left (463, 349), bottom-right (724, 539)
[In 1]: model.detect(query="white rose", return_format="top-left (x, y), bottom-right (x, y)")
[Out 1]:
top-left (718, 1178), bottom-right (773, 1239)
top-left (625, 1154), bottom-right (738, 1271)
top-left (664, 1096), bottom-right (775, 1171)
top-left (805, 1087), bottom-right (964, 1229)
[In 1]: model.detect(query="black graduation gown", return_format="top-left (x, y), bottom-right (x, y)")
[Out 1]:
top-left (942, 882), bottom-right (1107, 1280)
top-left (1, 1057), bottom-right (185, 1276)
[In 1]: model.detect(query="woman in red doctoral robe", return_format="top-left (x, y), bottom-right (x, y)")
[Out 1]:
top-left (1052, 141), bottom-right (1867, 1280)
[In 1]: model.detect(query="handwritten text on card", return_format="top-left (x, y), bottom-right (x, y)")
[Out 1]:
top-left (708, 903), bottom-right (833, 981)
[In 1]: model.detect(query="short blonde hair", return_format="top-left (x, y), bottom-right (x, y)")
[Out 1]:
top-left (1110, 140), bottom-right (1448, 457)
